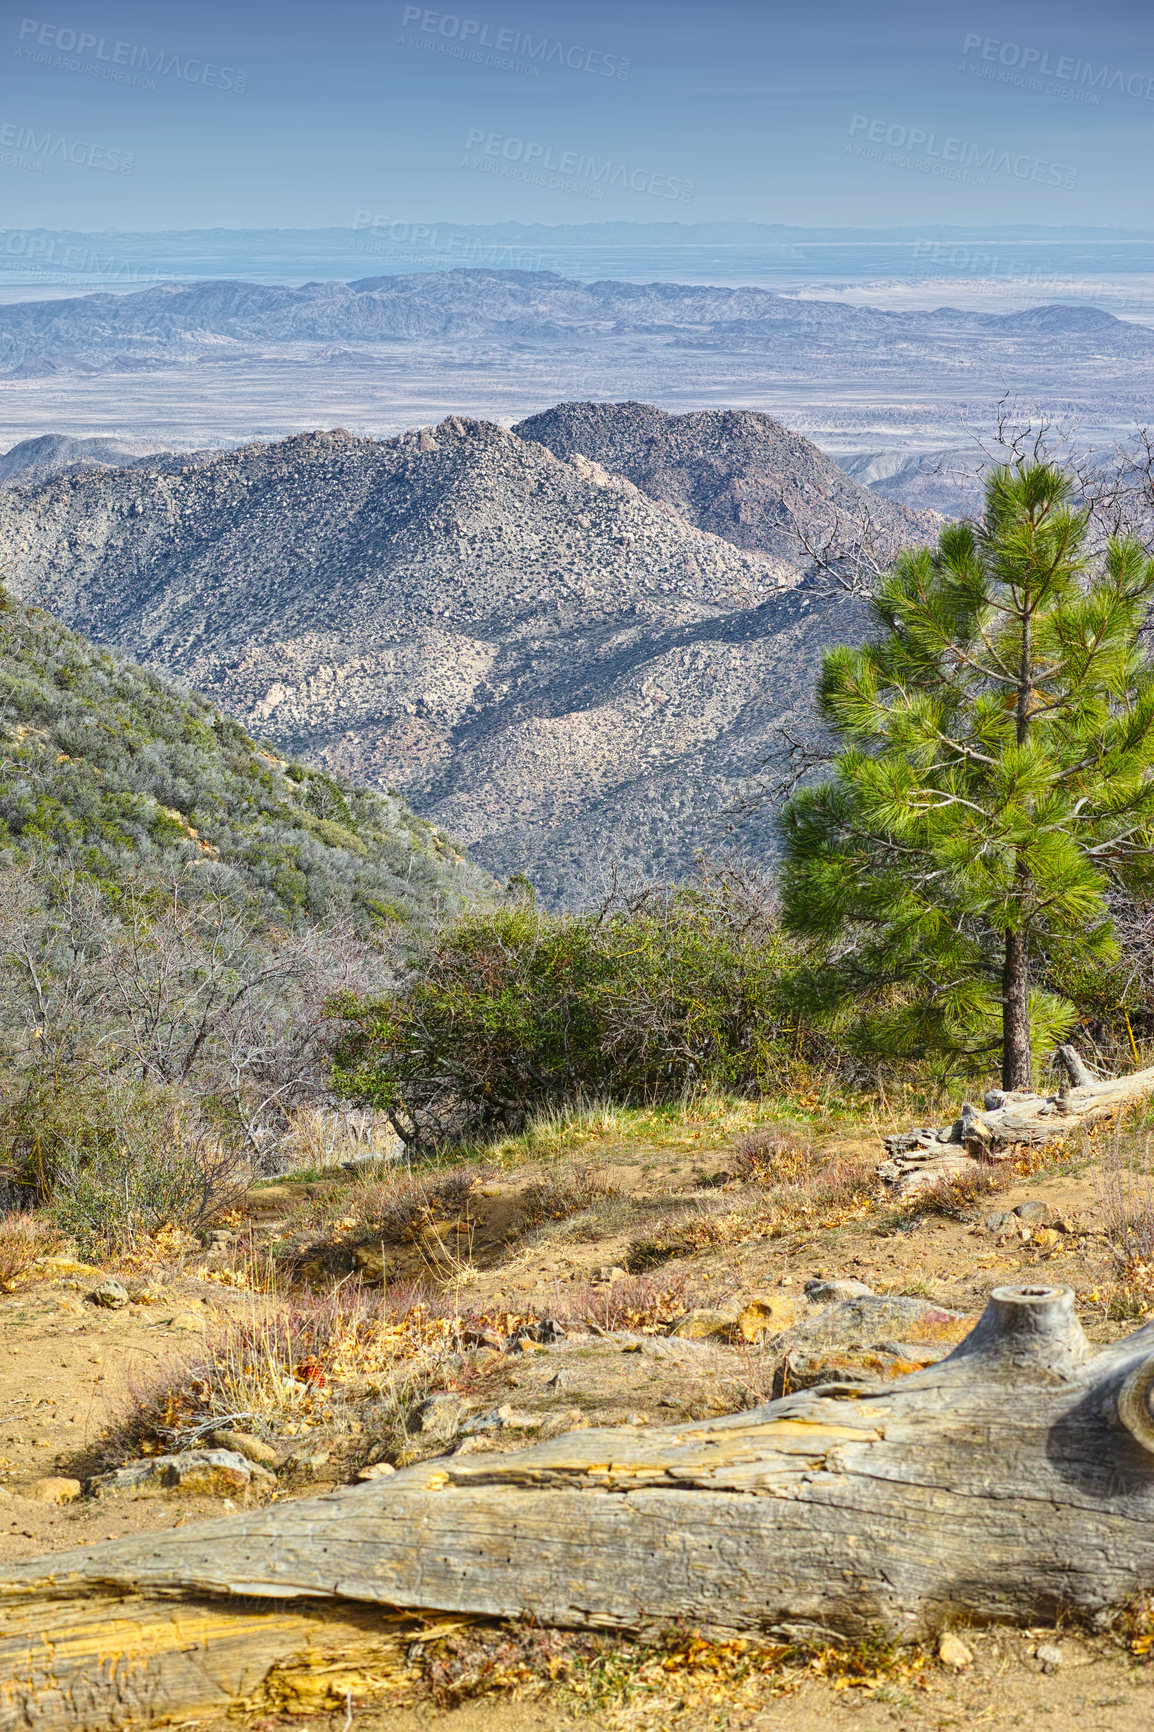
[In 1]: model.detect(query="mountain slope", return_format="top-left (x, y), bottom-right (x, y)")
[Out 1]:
top-left (0, 416), bottom-right (868, 902)
top-left (514, 401), bottom-right (938, 561)
top-left (0, 434), bottom-right (174, 487)
top-left (0, 588), bottom-right (490, 927)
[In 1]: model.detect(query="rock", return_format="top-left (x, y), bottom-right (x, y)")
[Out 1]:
top-left (460, 1404), bottom-right (542, 1436)
top-left (803, 1278), bottom-right (874, 1304)
top-left (1034, 1642), bottom-right (1062, 1672)
top-left (277, 1444), bottom-right (333, 1484)
top-left (88, 1277), bottom-right (129, 1310)
top-left (595, 1266), bottom-right (627, 1284)
top-left (411, 1393), bottom-right (464, 1443)
top-left (985, 1211), bottom-right (1015, 1232)
top-left (938, 1631), bottom-right (973, 1670)
top-left (89, 1450), bottom-right (274, 1499)
top-left (353, 1245), bottom-right (390, 1283)
top-left (1013, 1200), bottom-right (1052, 1223)
top-left (737, 1294), bottom-right (800, 1340)
top-left (355, 1461), bottom-right (397, 1482)
top-left (669, 1306), bottom-right (738, 1340)
top-left (1032, 1227), bottom-right (1062, 1250)
top-left (166, 1312), bottom-right (205, 1333)
top-left (210, 1429), bottom-right (280, 1469)
top-left (24, 1476), bottom-right (82, 1505)
top-left (776, 1295), bottom-right (968, 1353)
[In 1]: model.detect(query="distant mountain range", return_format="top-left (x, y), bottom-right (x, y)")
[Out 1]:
top-left (2, 223), bottom-right (1152, 290)
top-left (0, 403), bottom-right (922, 902)
top-left (1, 272), bottom-right (1152, 377)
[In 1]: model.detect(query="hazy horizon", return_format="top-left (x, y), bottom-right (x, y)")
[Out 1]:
top-left (2, 0), bottom-right (1153, 234)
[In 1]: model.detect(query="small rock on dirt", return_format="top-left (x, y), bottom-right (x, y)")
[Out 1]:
top-left (25, 1476), bottom-right (82, 1505)
top-left (938, 1631), bottom-right (973, 1670)
top-left (1013, 1201), bottom-right (1052, 1223)
top-left (211, 1429), bottom-right (280, 1468)
top-left (804, 1278), bottom-right (874, 1304)
top-left (355, 1461), bottom-right (397, 1481)
top-left (278, 1444), bottom-right (333, 1484)
top-left (412, 1393), bottom-right (465, 1442)
top-left (89, 1277), bottom-right (129, 1309)
top-left (90, 1449), bottom-right (274, 1499)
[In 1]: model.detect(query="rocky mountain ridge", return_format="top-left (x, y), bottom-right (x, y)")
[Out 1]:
top-left (514, 401), bottom-right (939, 561)
top-left (0, 414), bottom-right (850, 900)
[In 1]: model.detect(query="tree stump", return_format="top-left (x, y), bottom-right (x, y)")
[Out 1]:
top-left (3, 1286), bottom-right (1154, 1729)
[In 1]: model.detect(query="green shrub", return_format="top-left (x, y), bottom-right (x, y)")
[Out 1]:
top-left (331, 865), bottom-right (798, 1147)
top-left (0, 1074), bottom-right (247, 1253)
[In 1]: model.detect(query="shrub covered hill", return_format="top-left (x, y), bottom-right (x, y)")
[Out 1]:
top-left (0, 586), bottom-right (491, 926)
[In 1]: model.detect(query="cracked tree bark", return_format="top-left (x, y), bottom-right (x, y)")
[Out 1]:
top-left (3, 1286), bottom-right (1154, 1730)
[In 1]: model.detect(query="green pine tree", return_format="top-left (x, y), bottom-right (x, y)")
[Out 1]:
top-left (778, 462), bottom-right (1154, 1089)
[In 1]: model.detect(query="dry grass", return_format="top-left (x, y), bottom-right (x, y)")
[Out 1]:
top-left (627, 1144), bottom-right (881, 1268)
top-left (0, 1211), bottom-right (62, 1291)
top-left (103, 1285), bottom-right (518, 1471)
top-left (413, 1619), bottom-right (931, 1726)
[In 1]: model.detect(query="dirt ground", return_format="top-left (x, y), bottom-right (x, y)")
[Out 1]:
top-left (3, 1102), bottom-right (1153, 1729)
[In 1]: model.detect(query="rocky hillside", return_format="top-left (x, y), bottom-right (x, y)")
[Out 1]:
top-left (514, 401), bottom-right (938, 561)
top-left (0, 587), bottom-right (490, 927)
top-left (0, 416), bottom-right (864, 900)
top-left (0, 434), bottom-right (174, 487)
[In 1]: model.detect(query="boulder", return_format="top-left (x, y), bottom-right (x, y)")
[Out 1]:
top-left (768, 1294), bottom-right (973, 1395)
top-left (89, 1450), bottom-right (274, 1500)
top-left (668, 1306), bottom-right (739, 1340)
top-left (736, 1294), bottom-right (801, 1340)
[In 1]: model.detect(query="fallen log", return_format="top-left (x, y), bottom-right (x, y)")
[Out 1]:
top-left (878, 1049), bottom-right (1154, 1196)
top-left (4, 1285), bottom-right (1154, 1730)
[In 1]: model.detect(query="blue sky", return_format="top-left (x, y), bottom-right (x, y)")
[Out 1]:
top-left (0, 0), bottom-right (1151, 230)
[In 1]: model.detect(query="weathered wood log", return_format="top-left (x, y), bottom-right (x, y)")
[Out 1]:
top-left (878, 1057), bottom-right (1154, 1195)
top-left (4, 1285), bottom-right (1154, 1729)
